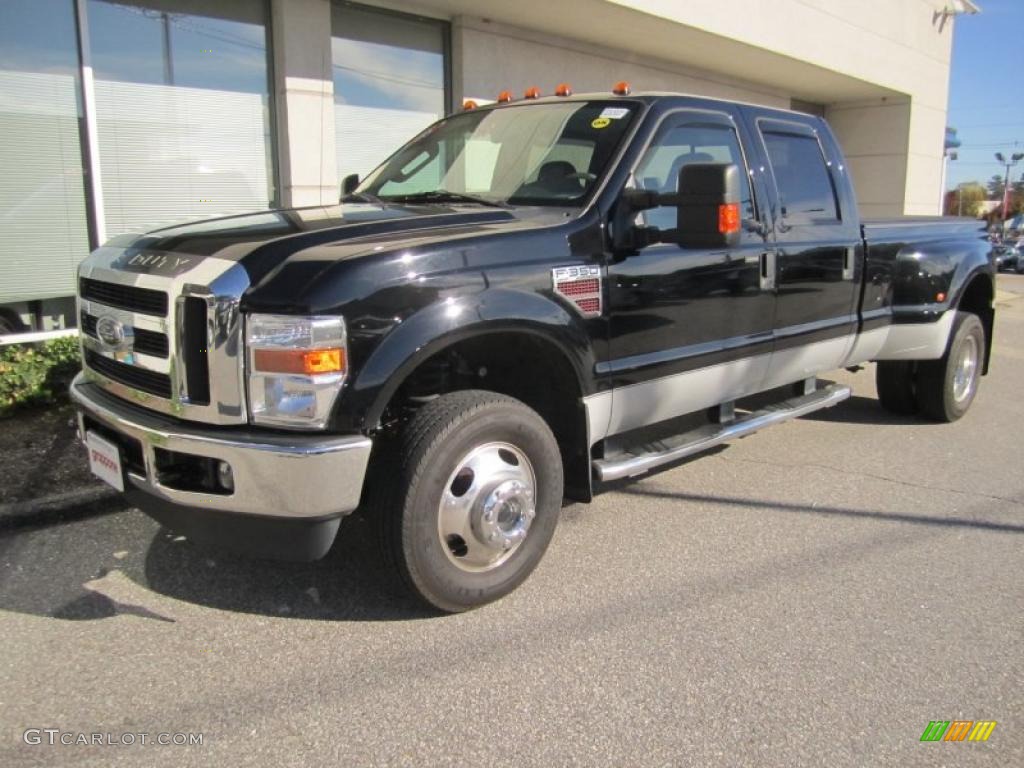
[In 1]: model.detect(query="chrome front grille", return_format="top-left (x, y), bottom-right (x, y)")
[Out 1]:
top-left (81, 311), bottom-right (169, 358)
top-left (84, 349), bottom-right (173, 398)
top-left (80, 277), bottom-right (168, 316)
top-left (77, 247), bottom-right (249, 425)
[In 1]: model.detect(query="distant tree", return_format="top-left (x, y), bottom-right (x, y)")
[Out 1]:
top-left (945, 182), bottom-right (987, 217)
top-left (986, 174), bottom-right (1005, 200)
top-left (1008, 187), bottom-right (1024, 217)
top-left (983, 173), bottom-right (1024, 221)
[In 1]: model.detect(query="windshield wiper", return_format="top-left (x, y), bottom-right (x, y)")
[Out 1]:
top-left (382, 190), bottom-right (509, 209)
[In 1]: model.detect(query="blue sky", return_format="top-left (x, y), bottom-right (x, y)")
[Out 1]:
top-left (946, 0), bottom-right (1024, 190)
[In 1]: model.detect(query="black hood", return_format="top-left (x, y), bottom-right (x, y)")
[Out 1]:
top-left (104, 203), bottom-right (528, 286)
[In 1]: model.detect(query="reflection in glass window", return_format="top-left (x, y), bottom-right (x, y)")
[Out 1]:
top-left (361, 102), bottom-right (637, 206)
top-left (0, 0), bottom-right (90, 304)
top-left (762, 131), bottom-right (839, 222)
top-left (635, 122), bottom-right (754, 230)
top-left (88, 0), bottom-right (275, 237)
top-left (332, 2), bottom-right (447, 184)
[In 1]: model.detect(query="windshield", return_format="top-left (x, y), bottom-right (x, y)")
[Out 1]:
top-left (356, 101), bottom-right (639, 207)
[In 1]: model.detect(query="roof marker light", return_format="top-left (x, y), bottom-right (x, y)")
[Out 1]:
top-left (463, 99), bottom-right (478, 110)
top-left (497, 90), bottom-right (513, 103)
top-left (554, 83), bottom-right (572, 97)
top-left (612, 81), bottom-right (631, 96)
top-left (524, 86), bottom-right (541, 99)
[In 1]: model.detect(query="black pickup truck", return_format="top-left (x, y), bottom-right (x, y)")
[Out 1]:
top-left (72, 88), bottom-right (994, 611)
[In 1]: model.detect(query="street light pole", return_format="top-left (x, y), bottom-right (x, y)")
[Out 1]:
top-left (995, 151), bottom-right (1023, 231)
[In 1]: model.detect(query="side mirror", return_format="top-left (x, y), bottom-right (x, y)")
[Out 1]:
top-left (618, 163), bottom-right (743, 251)
top-left (341, 173), bottom-right (360, 198)
top-left (675, 163), bottom-right (742, 249)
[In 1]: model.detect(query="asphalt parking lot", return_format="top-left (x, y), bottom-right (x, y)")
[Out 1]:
top-left (2, 276), bottom-right (1022, 767)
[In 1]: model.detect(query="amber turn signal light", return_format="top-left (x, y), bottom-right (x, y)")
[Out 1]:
top-left (254, 348), bottom-right (346, 375)
top-left (612, 81), bottom-right (631, 96)
top-left (554, 83), bottom-right (572, 96)
top-left (497, 90), bottom-right (513, 103)
top-left (718, 203), bottom-right (741, 235)
top-left (524, 86), bottom-right (541, 99)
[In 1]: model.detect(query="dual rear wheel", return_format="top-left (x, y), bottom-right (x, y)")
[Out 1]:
top-left (876, 311), bottom-right (985, 422)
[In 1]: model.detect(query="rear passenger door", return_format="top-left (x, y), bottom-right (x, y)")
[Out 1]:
top-left (748, 116), bottom-right (861, 389)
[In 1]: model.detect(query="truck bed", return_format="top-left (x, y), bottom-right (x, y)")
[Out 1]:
top-left (862, 216), bottom-right (988, 244)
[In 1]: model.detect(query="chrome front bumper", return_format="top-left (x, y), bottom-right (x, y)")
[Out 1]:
top-left (70, 374), bottom-right (372, 520)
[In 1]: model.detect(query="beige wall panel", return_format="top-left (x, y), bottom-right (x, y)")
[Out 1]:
top-left (456, 19), bottom-right (791, 110)
top-left (271, 0), bottom-right (338, 207)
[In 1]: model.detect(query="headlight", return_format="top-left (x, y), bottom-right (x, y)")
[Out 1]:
top-left (246, 314), bottom-right (347, 429)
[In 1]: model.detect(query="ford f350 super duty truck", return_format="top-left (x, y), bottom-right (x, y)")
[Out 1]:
top-left (72, 86), bottom-right (995, 612)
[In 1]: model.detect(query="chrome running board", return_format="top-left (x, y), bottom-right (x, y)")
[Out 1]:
top-left (593, 383), bottom-right (851, 482)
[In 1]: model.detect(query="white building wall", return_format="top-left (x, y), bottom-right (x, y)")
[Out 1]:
top-left (454, 18), bottom-right (791, 112)
top-left (271, 0), bottom-right (338, 208)
top-left (277, 0), bottom-right (956, 216)
top-left (825, 99), bottom-right (912, 220)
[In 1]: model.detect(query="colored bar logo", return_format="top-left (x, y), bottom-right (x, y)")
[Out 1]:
top-left (920, 720), bottom-right (996, 742)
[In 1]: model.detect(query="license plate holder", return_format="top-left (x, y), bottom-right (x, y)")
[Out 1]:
top-left (86, 431), bottom-right (125, 492)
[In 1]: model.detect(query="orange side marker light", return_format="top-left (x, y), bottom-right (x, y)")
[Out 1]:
top-left (718, 203), bottom-right (741, 234)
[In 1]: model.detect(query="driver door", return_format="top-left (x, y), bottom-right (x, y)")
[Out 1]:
top-left (604, 109), bottom-right (776, 434)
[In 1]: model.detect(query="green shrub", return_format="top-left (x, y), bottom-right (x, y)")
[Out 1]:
top-left (0, 336), bottom-right (82, 416)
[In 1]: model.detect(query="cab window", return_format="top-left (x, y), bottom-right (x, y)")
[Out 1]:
top-left (634, 121), bottom-right (754, 230)
top-left (760, 130), bottom-right (839, 223)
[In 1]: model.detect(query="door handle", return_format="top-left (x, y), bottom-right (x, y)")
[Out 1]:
top-left (760, 251), bottom-right (776, 291)
top-left (843, 247), bottom-right (856, 281)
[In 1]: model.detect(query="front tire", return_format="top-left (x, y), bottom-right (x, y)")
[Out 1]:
top-left (368, 390), bottom-right (563, 612)
top-left (915, 312), bottom-right (985, 422)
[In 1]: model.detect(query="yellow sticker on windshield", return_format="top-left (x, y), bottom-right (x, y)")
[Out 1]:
top-left (591, 117), bottom-right (611, 129)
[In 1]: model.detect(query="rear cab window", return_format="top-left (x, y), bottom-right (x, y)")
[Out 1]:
top-left (757, 120), bottom-right (841, 224)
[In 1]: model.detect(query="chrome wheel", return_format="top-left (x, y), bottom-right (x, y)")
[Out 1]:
top-left (438, 441), bottom-right (537, 572)
top-left (952, 334), bottom-right (979, 403)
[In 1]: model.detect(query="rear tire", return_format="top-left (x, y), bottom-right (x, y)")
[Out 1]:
top-left (915, 312), bottom-right (985, 422)
top-left (875, 361), bottom-right (918, 415)
top-left (366, 390), bottom-right (563, 613)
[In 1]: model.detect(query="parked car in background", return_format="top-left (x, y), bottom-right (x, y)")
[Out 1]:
top-left (994, 243), bottom-right (1021, 272)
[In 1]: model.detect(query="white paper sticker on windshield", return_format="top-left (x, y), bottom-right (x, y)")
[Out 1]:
top-left (599, 107), bottom-right (630, 120)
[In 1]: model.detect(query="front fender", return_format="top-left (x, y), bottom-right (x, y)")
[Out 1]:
top-left (336, 288), bottom-right (598, 431)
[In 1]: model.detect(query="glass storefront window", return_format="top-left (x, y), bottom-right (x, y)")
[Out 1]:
top-left (331, 2), bottom-right (447, 185)
top-left (87, 0), bottom-right (275, 237)
top-left (0, 0), bottom-right (90, 305)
